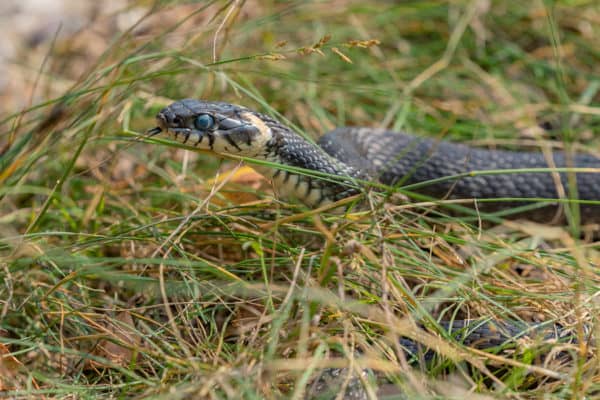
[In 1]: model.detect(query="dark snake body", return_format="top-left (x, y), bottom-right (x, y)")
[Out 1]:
top-left (150, 100), bottom-right (595, 391)
top-left (319, 127), bottom-right (600, 221)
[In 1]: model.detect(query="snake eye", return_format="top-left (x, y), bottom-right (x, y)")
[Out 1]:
top-left (194, 114), bottom-right (215, 130)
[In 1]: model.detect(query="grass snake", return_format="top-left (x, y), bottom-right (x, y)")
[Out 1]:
top-left (149, 99), bottom-right (599, 222)
top-left (147, 98), bottom-right (596, 396)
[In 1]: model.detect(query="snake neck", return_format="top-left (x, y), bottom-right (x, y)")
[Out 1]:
top-left (255, 114), bottom-right (368, 207)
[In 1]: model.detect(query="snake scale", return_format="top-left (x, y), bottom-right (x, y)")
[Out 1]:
top-left (147, 99), bottom-right (596, 395)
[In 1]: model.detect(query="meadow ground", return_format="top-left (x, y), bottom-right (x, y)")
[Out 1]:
top-left (1, 0), bottom-right (599, 398)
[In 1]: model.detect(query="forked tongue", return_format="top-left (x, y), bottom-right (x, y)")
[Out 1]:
top-left (145, 127), bottom-right (162, 136)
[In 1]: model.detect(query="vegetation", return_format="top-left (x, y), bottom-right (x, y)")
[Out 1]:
top-left (1, 0), bottom-right (599, 398)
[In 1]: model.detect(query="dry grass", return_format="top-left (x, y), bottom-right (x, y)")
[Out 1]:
top-left (1, 0), bottom-right (599, 398)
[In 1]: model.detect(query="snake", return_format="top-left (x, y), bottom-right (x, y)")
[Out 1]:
top-left (147, 99), bottom-right (595, 394)
top-left (149, 99), bottom-right (600, 222)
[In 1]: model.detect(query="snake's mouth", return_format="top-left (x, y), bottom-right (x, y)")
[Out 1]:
top-left (145, 111), bottom-right (168, 137)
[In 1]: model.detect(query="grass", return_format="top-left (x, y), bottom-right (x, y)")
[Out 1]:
top-left (1, 0), bottom-right (599, 398)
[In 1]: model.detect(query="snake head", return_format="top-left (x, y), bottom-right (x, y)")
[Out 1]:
top-left (150, 99), bottom-right (273, 156)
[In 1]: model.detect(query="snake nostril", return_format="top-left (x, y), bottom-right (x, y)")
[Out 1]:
top-left (157, 110), bottom-right (183, 128)
top-left (172, 116), bottom-right (184, 127)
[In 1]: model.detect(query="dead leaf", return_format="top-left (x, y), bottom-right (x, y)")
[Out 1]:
top-left (206, 165), bottom-right (265, 187)
top-left (202, 165), bottom-right (266, 206)
top-left (0, 342), bottom-right (40, 392)
top-left (91, 311), bottom-right (142, 368)
top-left (0, 343), bottom-right (19, 391)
